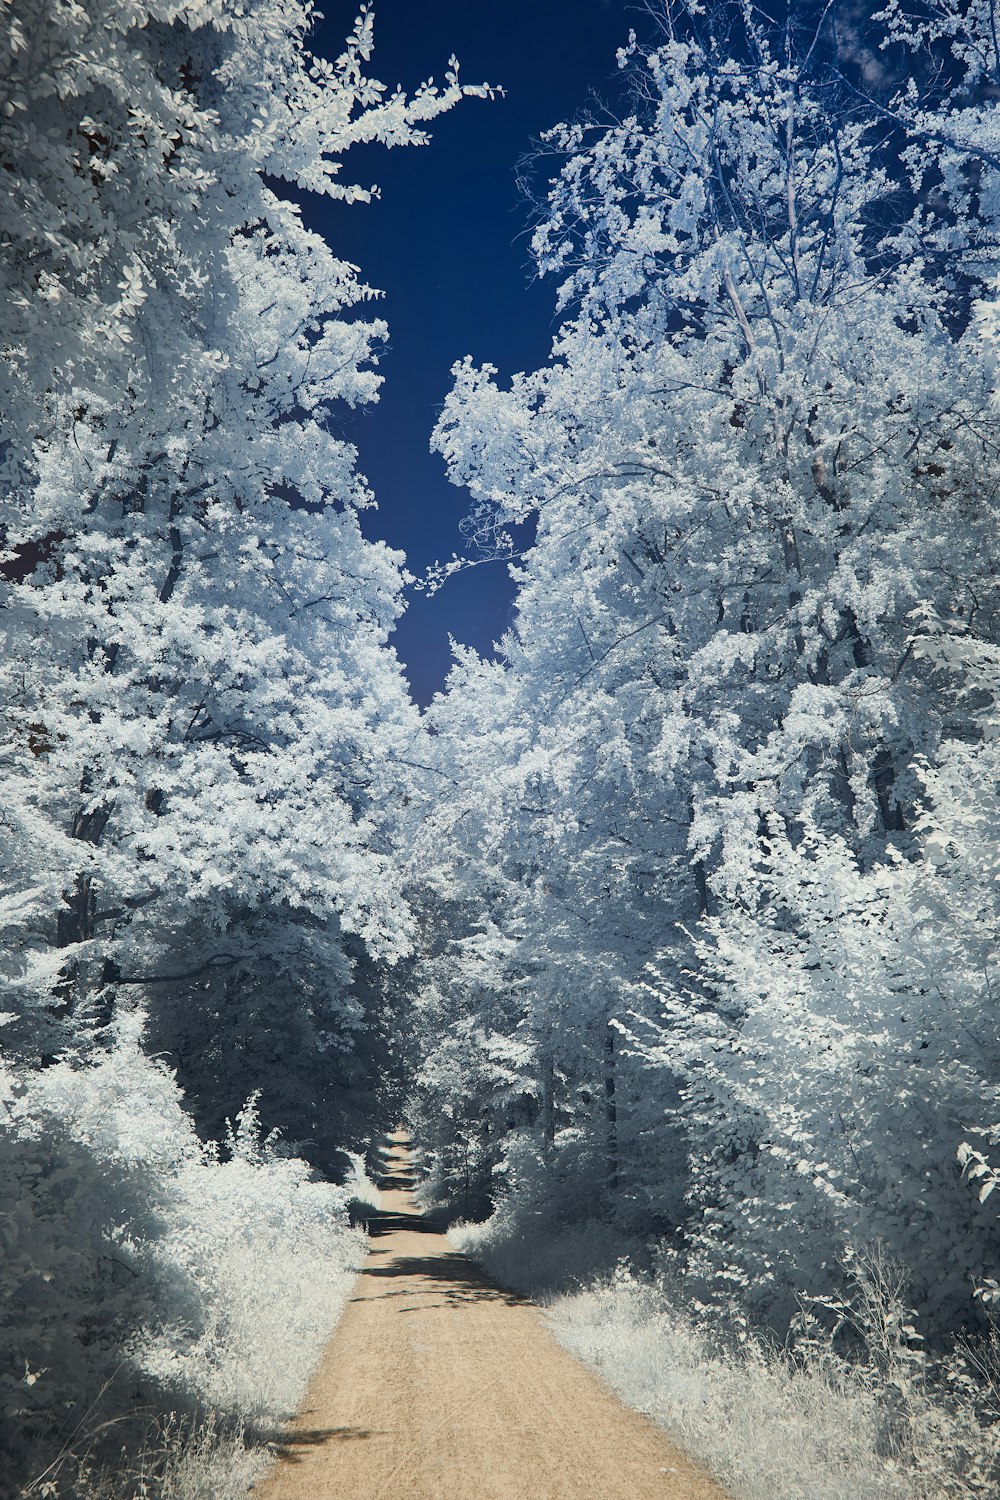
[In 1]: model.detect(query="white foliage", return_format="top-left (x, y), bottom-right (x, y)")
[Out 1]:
top-left (0, 0), bottom-right (489, 1055)
top-left (413, 0), bottom-right (1000, 1363)
top-left (0, 0), bottom-right (478, 1492)
top-left (0, 1024), bottom-right (362, 1492)
top-left (547, 1263), bottom-right (1000, 1500)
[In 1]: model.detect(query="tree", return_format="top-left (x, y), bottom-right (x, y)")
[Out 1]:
top-left (425, 0), bottom-right (1000, 1337)
top-left (0, 5), bottom-right (488, 1480)
top-left (0, 0), bottom-right (489, 1157)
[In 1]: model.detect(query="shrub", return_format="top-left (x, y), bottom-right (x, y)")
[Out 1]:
top-left (5, 1019), bottom-right (365, 1499)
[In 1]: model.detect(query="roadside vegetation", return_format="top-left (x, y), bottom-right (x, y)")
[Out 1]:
top-left (6, 1029), bottom-right (371, 1499)
top-left (456, 1215), bottom-right (1000, 1500)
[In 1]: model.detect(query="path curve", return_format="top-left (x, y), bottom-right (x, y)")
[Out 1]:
top-left (258, 1132), bottom-right (730, 1500)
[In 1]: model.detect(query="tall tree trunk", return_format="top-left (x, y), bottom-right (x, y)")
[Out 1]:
top-left (541, 1047), bottom-right (555, 1154)
top-left (604, 1021), bottom-right (618, 1195)
top-left (53, 796), bottom-right (113, 1014)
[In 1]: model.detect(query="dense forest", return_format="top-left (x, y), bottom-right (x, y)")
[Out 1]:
top-left (1, 1), bottom-right (999, 1497)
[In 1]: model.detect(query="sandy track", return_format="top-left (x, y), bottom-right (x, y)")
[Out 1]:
top-left (258, 1132), bottom-right (729, 1500)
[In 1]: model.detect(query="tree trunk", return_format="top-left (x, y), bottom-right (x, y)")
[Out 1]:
top-left (604, 1022), bottom-right (618, 1195)
top-left (53, 794), bottom-right (113, 1013)
top-left (542, 1049), bottom-right (555, 1153)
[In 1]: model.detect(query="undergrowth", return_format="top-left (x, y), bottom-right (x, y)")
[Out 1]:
top-left (5, 1022), bottom-right (374, 1500)
top-left (452, 1218), bottom-right (1000, 1500)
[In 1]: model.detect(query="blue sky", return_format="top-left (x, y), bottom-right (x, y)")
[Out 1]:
top-left (303, 2), bottom-right (646, 705)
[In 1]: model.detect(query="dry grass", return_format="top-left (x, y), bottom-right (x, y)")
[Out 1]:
top-left (455, 1214), bottom-right (1000, 1500)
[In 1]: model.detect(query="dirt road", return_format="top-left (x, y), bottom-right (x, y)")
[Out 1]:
top-left (259, 1132), bottom-right (729, 1500)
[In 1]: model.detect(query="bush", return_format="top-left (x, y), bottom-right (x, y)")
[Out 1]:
top-left (452, 1196), bottom-right (1000, 1500)
top-left (4, 1018), bottom-right (365, 1499)
top-left (547, 1258), bottom-right (1000, 1500)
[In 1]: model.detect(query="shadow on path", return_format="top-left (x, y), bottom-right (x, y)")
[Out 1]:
top-left (262, 1426), bottom-right (379, 1464)
top-left (373, 1169), bottom-right (415, 1189)
top-left (356, 1251), bottom-right (530, 1308)
top-left (365, 1210), bottom-right (431, 1236)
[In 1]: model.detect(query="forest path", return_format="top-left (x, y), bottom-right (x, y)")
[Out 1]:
top-left (257, 1130), bottom-right (729, 1500)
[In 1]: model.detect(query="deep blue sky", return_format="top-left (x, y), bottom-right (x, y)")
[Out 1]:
top-left (303, 2), bottom-right (646, 705)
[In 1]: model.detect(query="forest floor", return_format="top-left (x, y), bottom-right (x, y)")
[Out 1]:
top-left (257, 1131), bottom-right (729, 1500)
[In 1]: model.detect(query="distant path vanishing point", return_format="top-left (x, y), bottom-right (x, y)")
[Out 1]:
top-left (258, 1130), bottom-right (730, 1500)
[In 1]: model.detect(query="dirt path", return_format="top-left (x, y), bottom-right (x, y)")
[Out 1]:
top-left (258, 1132), bottom-right (730, 1500)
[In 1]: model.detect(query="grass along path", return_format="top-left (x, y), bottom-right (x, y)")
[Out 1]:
top-left (257, 1131), bottom-right (730, 1500)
